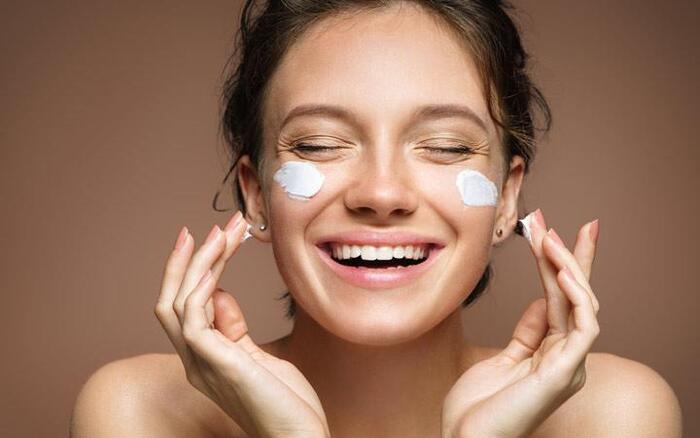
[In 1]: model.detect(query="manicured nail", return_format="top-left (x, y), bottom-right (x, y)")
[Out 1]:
top-left (547, 228), bottom-right (565, 247)
top-left (174, 226), bottom-right (188, 250)
top-left (205, 225), bottom-right (222, 244)
top-left (534, 208), bottom-right (546, 230)
top-left (589, 219), bottom-right (599, 241)
top-left (224, 211), bottom-right (243, 232)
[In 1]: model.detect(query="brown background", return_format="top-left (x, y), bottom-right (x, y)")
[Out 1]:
top-left (1, 1), bottom-right (697, 436)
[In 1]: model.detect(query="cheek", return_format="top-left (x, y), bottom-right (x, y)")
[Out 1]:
top-left (415, 165), bottom-right (499, 218)
top-left (268, 162), bottom-right (322, 241)
top-left (272, 161), bottom-right (325, 200)
top-left (416, 165), bottom-right (498, 262)
top-left (455, 169), bottom-right (499, 207)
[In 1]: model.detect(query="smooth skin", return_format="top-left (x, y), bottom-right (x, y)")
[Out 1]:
top-left (157, 208), bottom-right (598, 438)
top-left (69, 209), bottom-right (682, 438)
top-left (70, 3), bottom-right (682, 437)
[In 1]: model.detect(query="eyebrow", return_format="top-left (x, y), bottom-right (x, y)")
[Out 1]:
top-left (280, 103), bottom-right (488, 133)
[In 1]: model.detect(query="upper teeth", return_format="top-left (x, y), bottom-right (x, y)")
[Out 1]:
top-left (330, 244), bottom-right (428, 261)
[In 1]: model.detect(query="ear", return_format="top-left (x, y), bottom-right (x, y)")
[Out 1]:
top-left (493, 155), bottom-right (525, 245)
top-left (236, 155), bottom-right (271, 242)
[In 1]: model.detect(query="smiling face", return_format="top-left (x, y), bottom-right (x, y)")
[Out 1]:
top-left (238, 3), bottom-right (525, 345)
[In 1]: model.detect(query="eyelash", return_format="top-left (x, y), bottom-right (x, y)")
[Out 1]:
top-left (292, 143), bottom-right (475, 154)
top-left (422, 145), bottom-right (475, 155)
top-left (291, 143), bottom-right (338, 153)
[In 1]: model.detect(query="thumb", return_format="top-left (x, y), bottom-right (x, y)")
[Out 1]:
top-left (501, 298), bottom-right (549, 363)
top-left (212, 288), bottom-right (262, 356)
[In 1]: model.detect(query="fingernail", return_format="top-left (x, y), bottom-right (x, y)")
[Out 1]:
top-left (589, 219), bottom-right (599, 241)
top-left (224, 211), bottom-right (243, 232)
top-left (534, 208), bottom-right (546, 230)
top-left (205, 225), bottom-right (222, 244)
top-left (547, 228), bottom-right (565, 247)
top-left (174, 226), bottom-right (188, 250)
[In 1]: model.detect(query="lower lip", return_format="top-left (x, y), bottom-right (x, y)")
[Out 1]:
top-left (315, 245), bottom-right (442, 289)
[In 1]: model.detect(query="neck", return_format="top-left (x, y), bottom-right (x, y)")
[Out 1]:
top-left (278, 306), bottom-right (471, 438)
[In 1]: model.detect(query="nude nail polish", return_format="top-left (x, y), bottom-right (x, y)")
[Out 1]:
top-left (224, 211), bottom-right (243, 232)
top-left (589, 219), bottom-right (599, 241)
top-left (174, 226), bottom-right (188, 250)
top-left (205, 225), bottom-right (221, 244)
top-left (534, 208), bottom-right (546, 230)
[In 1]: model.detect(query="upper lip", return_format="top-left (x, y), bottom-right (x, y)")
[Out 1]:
top-left (316, 230), bottom-right (445, 247)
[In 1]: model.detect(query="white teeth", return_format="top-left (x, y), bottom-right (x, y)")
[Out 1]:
top-left (405, 245), bottom-right (414, 258)
top-left (329, 243), bottom-right (429, 261)
top-left (360, 245), bottom-right (376, 260)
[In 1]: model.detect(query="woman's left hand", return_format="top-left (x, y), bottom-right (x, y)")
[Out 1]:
top-left (441, 209), bottom-right (601, 438)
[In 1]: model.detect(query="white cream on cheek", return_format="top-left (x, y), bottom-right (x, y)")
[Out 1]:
top-left (455, 169), bottom-right (499, 207)
top-left (273, 161), bottom-right (325, 201)
top-left (240, 161), bottom-right (324, 243)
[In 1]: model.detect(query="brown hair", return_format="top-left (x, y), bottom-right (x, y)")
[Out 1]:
top-left (213, 0), bottom-right (552, 319)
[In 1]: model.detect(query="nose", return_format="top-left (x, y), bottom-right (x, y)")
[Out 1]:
top-left (344, 153), bottom-right (419, 220)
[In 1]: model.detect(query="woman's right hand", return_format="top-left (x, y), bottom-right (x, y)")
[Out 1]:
top-left (154, 211), bottom-right (330, 438)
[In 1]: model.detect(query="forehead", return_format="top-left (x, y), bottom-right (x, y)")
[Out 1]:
top-left (264, 3), bottom-right (491, 136)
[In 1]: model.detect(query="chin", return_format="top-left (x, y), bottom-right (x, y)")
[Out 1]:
top-left (302, 291), bottom-right (456, 347)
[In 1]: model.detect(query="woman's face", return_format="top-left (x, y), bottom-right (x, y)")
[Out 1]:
top-left (240, 4), bottom-right (524, 345)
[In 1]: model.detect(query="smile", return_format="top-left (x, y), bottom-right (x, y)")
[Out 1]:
top-left (315, 232), bottom-right (444, 289)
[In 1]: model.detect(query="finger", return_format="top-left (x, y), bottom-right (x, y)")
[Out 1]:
top-left (212, 289), bottom-right (262, 357)
top-left (181, 269), bottom-right (250, 368)
top-left (210, 212), bottom-right (246, 279)
top-left (173, 225), bottom-right (227, 323)
top-left (501, 298), bottom-right (548, 363)
top-left (154, 226), bottom-right (196, 365)
top-left (542, 229), bottom-right (599, 314)
top-left (557, 266), bottom-right (600, 360)
top-left (182, 271), bottom-right (267, 378)
top-left (204, 213), bottom-right (248, 323)
top-left (528, 209), bottom-right (570, 334)
top-left (572, 220), bottom-right (598, 281)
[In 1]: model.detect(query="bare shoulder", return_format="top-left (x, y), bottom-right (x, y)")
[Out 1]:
top-left (531, 352), bottom-right (683, 437)
top-left (71, 353), bottom-right (246, 438)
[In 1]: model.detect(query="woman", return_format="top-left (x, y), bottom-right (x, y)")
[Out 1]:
top-left (72, 1), bottom-right (682, 437)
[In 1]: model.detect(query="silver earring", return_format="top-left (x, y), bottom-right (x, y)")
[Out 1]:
top-left (259, 223), bottom-right (267, 231)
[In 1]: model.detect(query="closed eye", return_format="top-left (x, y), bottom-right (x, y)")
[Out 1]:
top-left (423, 145), bottom-right (475, 155)
top-left (292, 143), bottom-right (341, 153)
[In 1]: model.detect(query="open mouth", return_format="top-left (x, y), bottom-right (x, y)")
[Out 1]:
top-left (315, 241), bottom-right (442, 289)
top-left (321, 243), bottom-right (432, 269)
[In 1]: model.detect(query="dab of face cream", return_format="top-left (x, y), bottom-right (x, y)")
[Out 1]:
top-left (455, 169), bottom-right (499, 207)
top-left (240, 223), bottom-right (253, 243)
top-left (518, 211), bottom-right (535, 244)
top-left (273, 161), bottom-right (325, 201)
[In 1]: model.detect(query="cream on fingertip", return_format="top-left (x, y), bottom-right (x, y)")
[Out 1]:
top-left (240, 223), bottom-right (253, 243)
top-left (517, 211), bottom-right (535, 244)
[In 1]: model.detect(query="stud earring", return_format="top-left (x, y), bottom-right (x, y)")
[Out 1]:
top-left (259, 223), bottom-right (267, 231)
top-left (496, 228), bottom-right (503, 237)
